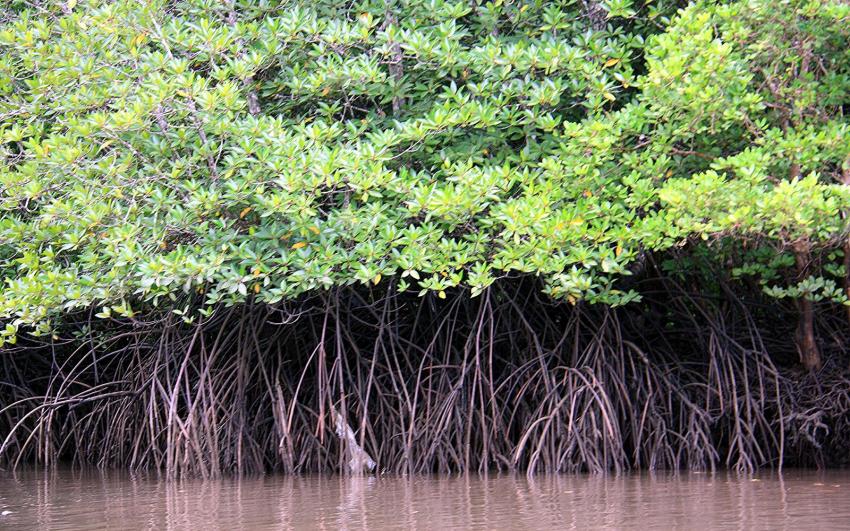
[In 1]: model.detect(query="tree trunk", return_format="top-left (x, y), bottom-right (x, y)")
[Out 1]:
top-left (843, 236), bottom-right (850, 326)
top-left (793, 241), bottom-right (822, 372)
top-left (842, 155), bottom-right (850, 325)
top-left (383, 11), bottom-right (404, 115)
top-left (789, 149), bottom-right (821, 371)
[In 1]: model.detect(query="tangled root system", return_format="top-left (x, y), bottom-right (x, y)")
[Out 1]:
top-left (2, 279), bottom-right (849, 477)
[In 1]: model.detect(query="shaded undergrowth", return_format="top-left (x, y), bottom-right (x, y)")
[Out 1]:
top-left (1, 279), bottom-right (849, 477)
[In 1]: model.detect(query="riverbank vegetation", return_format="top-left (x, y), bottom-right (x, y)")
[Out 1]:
top-left (1, 0), bottom-right (850, 475)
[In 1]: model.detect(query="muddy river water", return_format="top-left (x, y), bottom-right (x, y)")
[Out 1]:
top-left (1, 469), bottom-right (849, 530)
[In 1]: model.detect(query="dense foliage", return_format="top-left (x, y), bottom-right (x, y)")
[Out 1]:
top-left (1, 0), bottom-right (849, 357)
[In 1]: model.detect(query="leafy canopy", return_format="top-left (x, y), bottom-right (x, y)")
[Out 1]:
top-left (0, 0), bottom-right (848, 344)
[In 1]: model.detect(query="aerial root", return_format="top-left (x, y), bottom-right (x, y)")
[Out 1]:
top-left (2, 284), bottom-right (849, 476)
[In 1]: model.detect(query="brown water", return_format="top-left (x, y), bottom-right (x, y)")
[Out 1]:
top-left (1, 470), bottom-right (849, 530)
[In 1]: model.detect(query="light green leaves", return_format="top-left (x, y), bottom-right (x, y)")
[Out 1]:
top-left (1, 0), bottom-right (849, 339)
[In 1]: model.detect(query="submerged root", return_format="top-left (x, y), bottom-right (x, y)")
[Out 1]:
top-left (1, 282), bottom-right (848, 476)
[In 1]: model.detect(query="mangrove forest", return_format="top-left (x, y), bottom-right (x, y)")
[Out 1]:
top-left (1, 0), bottom-right (850, 478)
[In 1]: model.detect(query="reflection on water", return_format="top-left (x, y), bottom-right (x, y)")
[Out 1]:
top-left (1, 469), bottom-right (849, 530)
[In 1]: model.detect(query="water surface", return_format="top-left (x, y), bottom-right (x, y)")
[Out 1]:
top-left (1, 469), bottom-right (849, 530)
